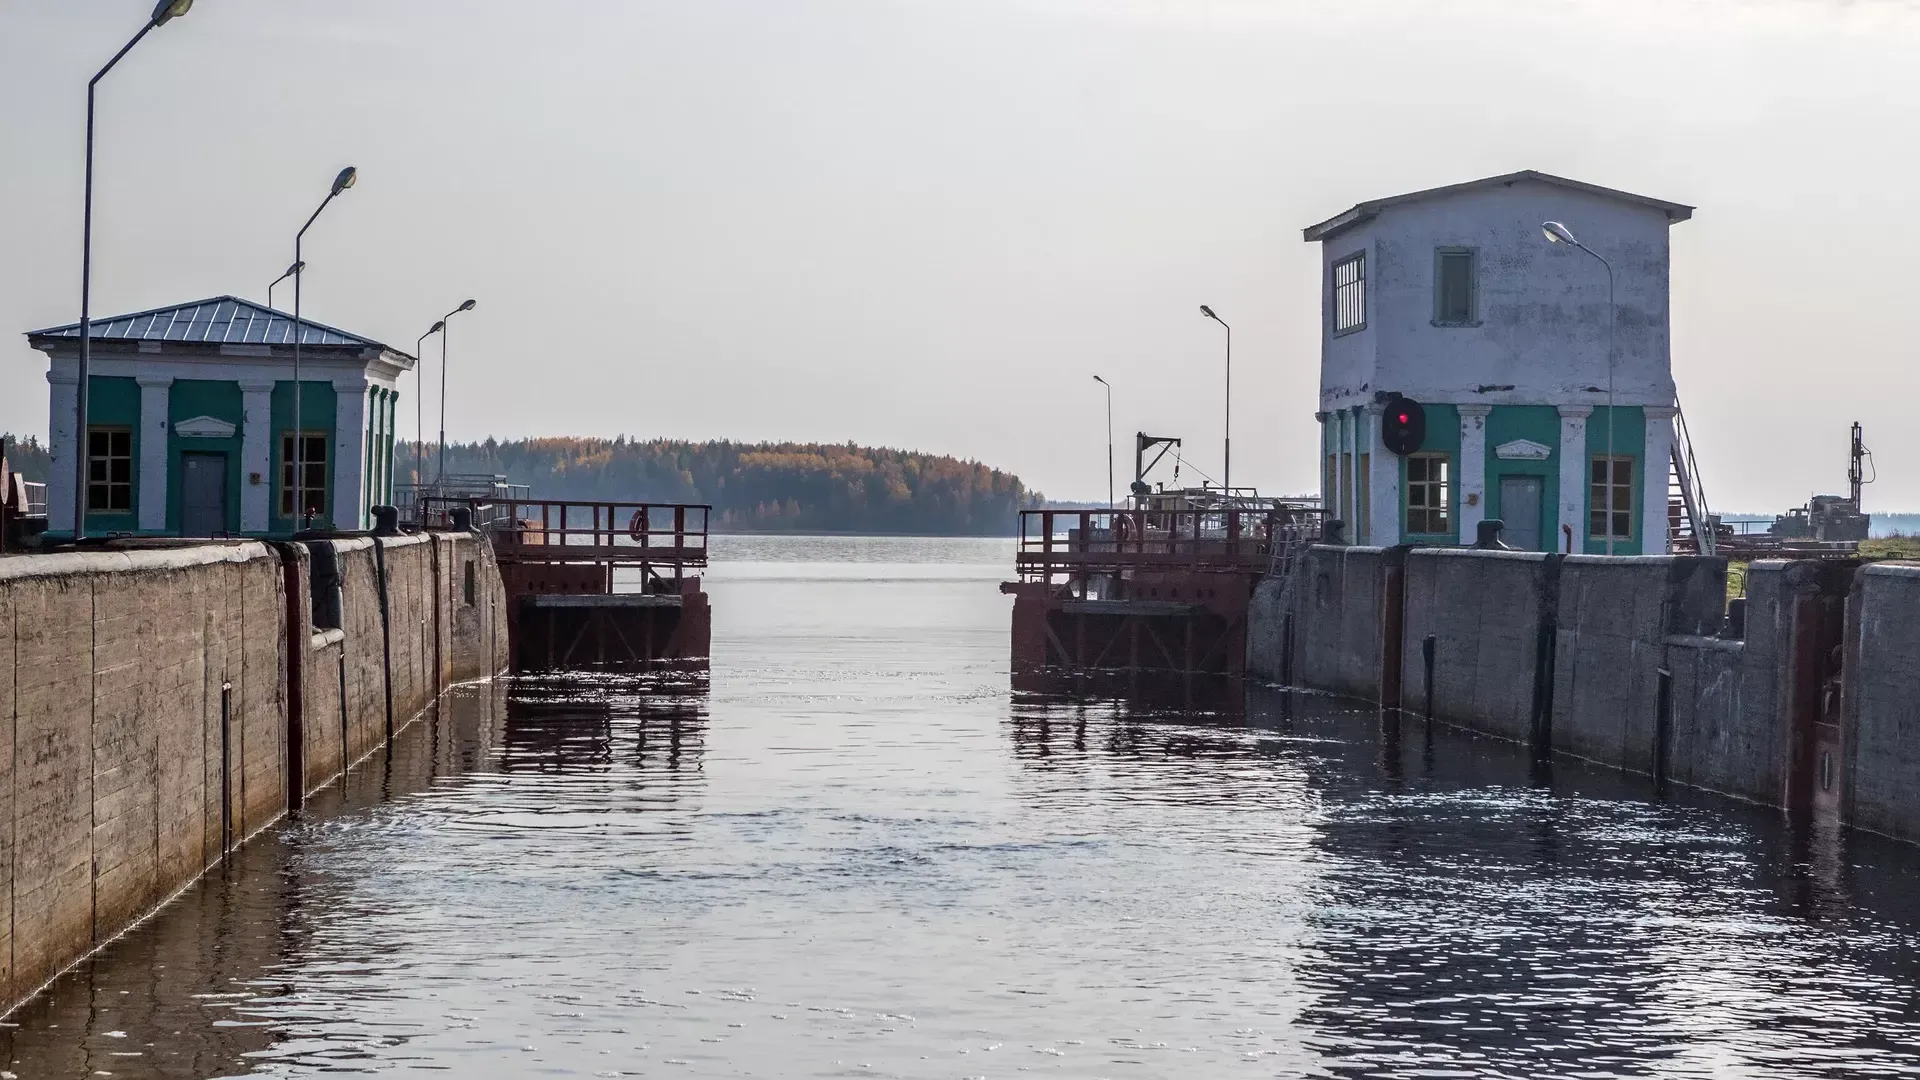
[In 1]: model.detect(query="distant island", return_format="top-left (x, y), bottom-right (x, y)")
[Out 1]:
top-left (411, 437), bottom-right (1038, 535)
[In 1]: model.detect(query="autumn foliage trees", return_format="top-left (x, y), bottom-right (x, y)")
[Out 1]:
top-left (410, 437), bottom-right (1035, 535)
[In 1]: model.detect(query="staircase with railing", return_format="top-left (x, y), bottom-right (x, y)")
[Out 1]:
top-left (1668, 399), bottom-right (1716, 556)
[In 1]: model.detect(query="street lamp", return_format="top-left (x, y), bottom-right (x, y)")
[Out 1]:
top-left (1542, 220), bottom-right (1618, 555)
top-left (1199, 305), bottom-right (1231, 499)
top-left (266, 260), bottom-right (303, 311)
top-left (289, 166), bottom-right (356, 531)
top-left (72, 0), bottom-right (196, 541)
top-left (436, 299), bottom-right (477, 482)
top-left (414, 320), bottom-right (446, 496)
top-left (1092, 375), bottom-right (1113, 509)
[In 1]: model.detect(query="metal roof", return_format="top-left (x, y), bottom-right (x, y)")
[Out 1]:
top-left (27, 296), bottom-right (386, 350)
top-left (1302, 170), bottom-right (1694, 243)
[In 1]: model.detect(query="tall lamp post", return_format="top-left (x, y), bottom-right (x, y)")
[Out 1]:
top-left (1092, 375), bottom-right (1113, 509)
top-left (73, 0), bottom-right (195, 541)
top-left (266, 260), bottom-right (303, 311)
top-left (290, 166), bottom-right (357, 531)
top-left (1542, 220), bottom-right (1617, 555)
top-left (436, 299), bottom-right (477, 483)
top-left (414, 320), bottom-right (445, 496)
top-left (1199, 305), bottom-right (1231, 499)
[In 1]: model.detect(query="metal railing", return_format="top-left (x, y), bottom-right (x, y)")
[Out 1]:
top-left (1670, 399), bottom-right (1716, 556)
top-left (1016, 507), bottom-right (1323, 583)
top-left (479, 499), bottom-right (711, 570)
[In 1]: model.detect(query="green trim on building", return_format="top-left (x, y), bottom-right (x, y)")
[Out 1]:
top-left (1483, 405), bottom-right (1560, 551)
top-left (1401, 402), bottom-right (1460, 544)
top-left (1584, 405), bottom-right (1646, 555)
top-left (83, 375), bottom-right (140, 529)
top-left (166, 379), bottom-right (245, 535)
top-left (269, 381), bottom-right (339, 530)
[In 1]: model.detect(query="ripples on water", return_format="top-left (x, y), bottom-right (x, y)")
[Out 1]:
top-left (7, 536), bottom-right (1920, 1078)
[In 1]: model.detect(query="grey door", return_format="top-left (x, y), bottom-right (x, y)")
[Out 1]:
top-left (1499, 475), bottom-right (1544, 551)
top-left (181, 452), bottom-right (228, 536)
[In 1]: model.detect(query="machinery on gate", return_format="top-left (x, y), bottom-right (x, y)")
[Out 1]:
top-left (428, 496), bottom-right (712, 673)
top-left (1002, 433), bottom-right (1322, 684)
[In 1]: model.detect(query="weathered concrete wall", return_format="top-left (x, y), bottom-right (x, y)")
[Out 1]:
top-left (1844, 563), bottom-right (1920, 843)
top-left (0, 530), bottom-right (504, 1016)
top-left (1551, 555), bottom-right (1727, 774)
top-left (1294, 546), bottom-right (1387, 699)
top-left (1400, 548), bottom-right (1549, 742)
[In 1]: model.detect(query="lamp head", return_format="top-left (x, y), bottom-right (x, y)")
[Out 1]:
top-left (457, 299), bottom-right (476, 313)
top-left (1542, 220), bottom-right (1578, 246)
top-left (429, 320), bottom-right (446, 335)
top-left (1093, 374), bottom-right (1107, 386)
top-left (1199, 305), bottom-right (1216, 319)
top-left (330, 167), bottom-right (358, 197)
top-left (284, 260), bottom-right (305, 277)
top-left (151, 0), bottom-right (192, 26)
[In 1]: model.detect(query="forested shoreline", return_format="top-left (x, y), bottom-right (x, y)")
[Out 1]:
top-left (411, 437), bottom-right (1037, 535)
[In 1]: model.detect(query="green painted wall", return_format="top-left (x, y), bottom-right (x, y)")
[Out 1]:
top-left (167, 380), bottom-right (245, 534)
top-left (84, 375), bottom-right (140, 530)
top-left (1401, 402), bottom-right (1460, 544)
top-left (1584, 406), bottom-right (1646, 555)
top-left (1484, 405), bottom-right (1560, 551)
top-left (269, 381), bottom-right (338, 529)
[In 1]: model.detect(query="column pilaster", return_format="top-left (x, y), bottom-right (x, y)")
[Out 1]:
top-left (135, 375), bottom-right (172, 532)
top-left (45, 370), bottom-right (78, 532)
top-left (332, 377), bottom-right (370, 530)
top-left (240, 379), bottom-right (274, 534)
top-left (1643, 405), bottom-right (1677, 555)
top-left (1458, 404), bottom-right (1492, 542)
top-left (1558, 405), bottom-right (1593, 554)
top-left (1364, 403), bottom-right (1399, 546)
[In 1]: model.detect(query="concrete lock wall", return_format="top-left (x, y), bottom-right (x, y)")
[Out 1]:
top-left (0, 530), bottom-right (505, 1016)
top-left (1400, 548), bottom-right (1550, 743)
top-left (1845, 564), bottom-right (1920, 843)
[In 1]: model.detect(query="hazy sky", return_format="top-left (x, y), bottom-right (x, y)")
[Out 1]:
top-left (4, 0), bottom-right (1919, 508)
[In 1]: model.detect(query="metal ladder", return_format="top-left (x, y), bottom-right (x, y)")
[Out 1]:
top-left (1669, 398), bottom-right (1715, 556)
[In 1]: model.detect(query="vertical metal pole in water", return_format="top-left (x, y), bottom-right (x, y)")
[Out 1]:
top-left (1281, 612), bottom-right (1295, 687)
top-left (1655, 667), bottom-right (1674, 793)
top-left (1422, 635), bottom-right (1437, 722)
top-left (219, 682), bottom-right (233, 862)
top-left (338, 649), bottom-right (350, 788)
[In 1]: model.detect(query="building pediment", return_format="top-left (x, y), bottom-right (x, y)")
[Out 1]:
top-left (1493, 438), bottom-right (1552, 461)
top-left (174, 415), bottom-right (237, 439)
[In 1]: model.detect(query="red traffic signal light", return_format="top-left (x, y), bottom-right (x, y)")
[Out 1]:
top-left (1383, 397), bottom-right (1426, 456)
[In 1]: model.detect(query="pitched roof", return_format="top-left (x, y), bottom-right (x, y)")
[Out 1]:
top-left (1301, 170), bottom-right (1694, 243)
top-left (27, 296), bottom-right (388, 350)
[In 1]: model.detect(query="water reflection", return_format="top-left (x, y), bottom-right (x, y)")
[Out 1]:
top-left (9, 540), bottom-right (1920, 1079)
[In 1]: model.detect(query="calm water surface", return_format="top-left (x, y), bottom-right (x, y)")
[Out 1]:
top-left (8, 535), bottom-right (1920, 1078)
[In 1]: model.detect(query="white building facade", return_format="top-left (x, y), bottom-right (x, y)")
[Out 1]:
top-left (26, 297), bottom-right (414, 538)
top-left (1302, 170), bottom-right (1692, 554)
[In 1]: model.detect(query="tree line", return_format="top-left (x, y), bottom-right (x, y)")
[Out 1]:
top-left (409, 437), bottom-right (1038, 535)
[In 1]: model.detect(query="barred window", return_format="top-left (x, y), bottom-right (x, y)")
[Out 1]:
top-left (1406, 453), bottom-right (1451, 535)
top-left (280, 431), bottom-right (329, 520)
top-left (87, 427), bottom-right (133, 513)
top-left (1333, 251), bottom-right (1366, 333)
top-left (1590, 456), bottom-right (1633, 540)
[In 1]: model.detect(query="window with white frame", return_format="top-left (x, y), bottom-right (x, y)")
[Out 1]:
top-left (1589, 456), bottom-right (1633, 540)
top-left (1406, 453), bottom-right (1451, 535)
top-left (1333, 251), bottom-right (1366, 333)
top-left (280, 431), bottom-right (329, 520)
